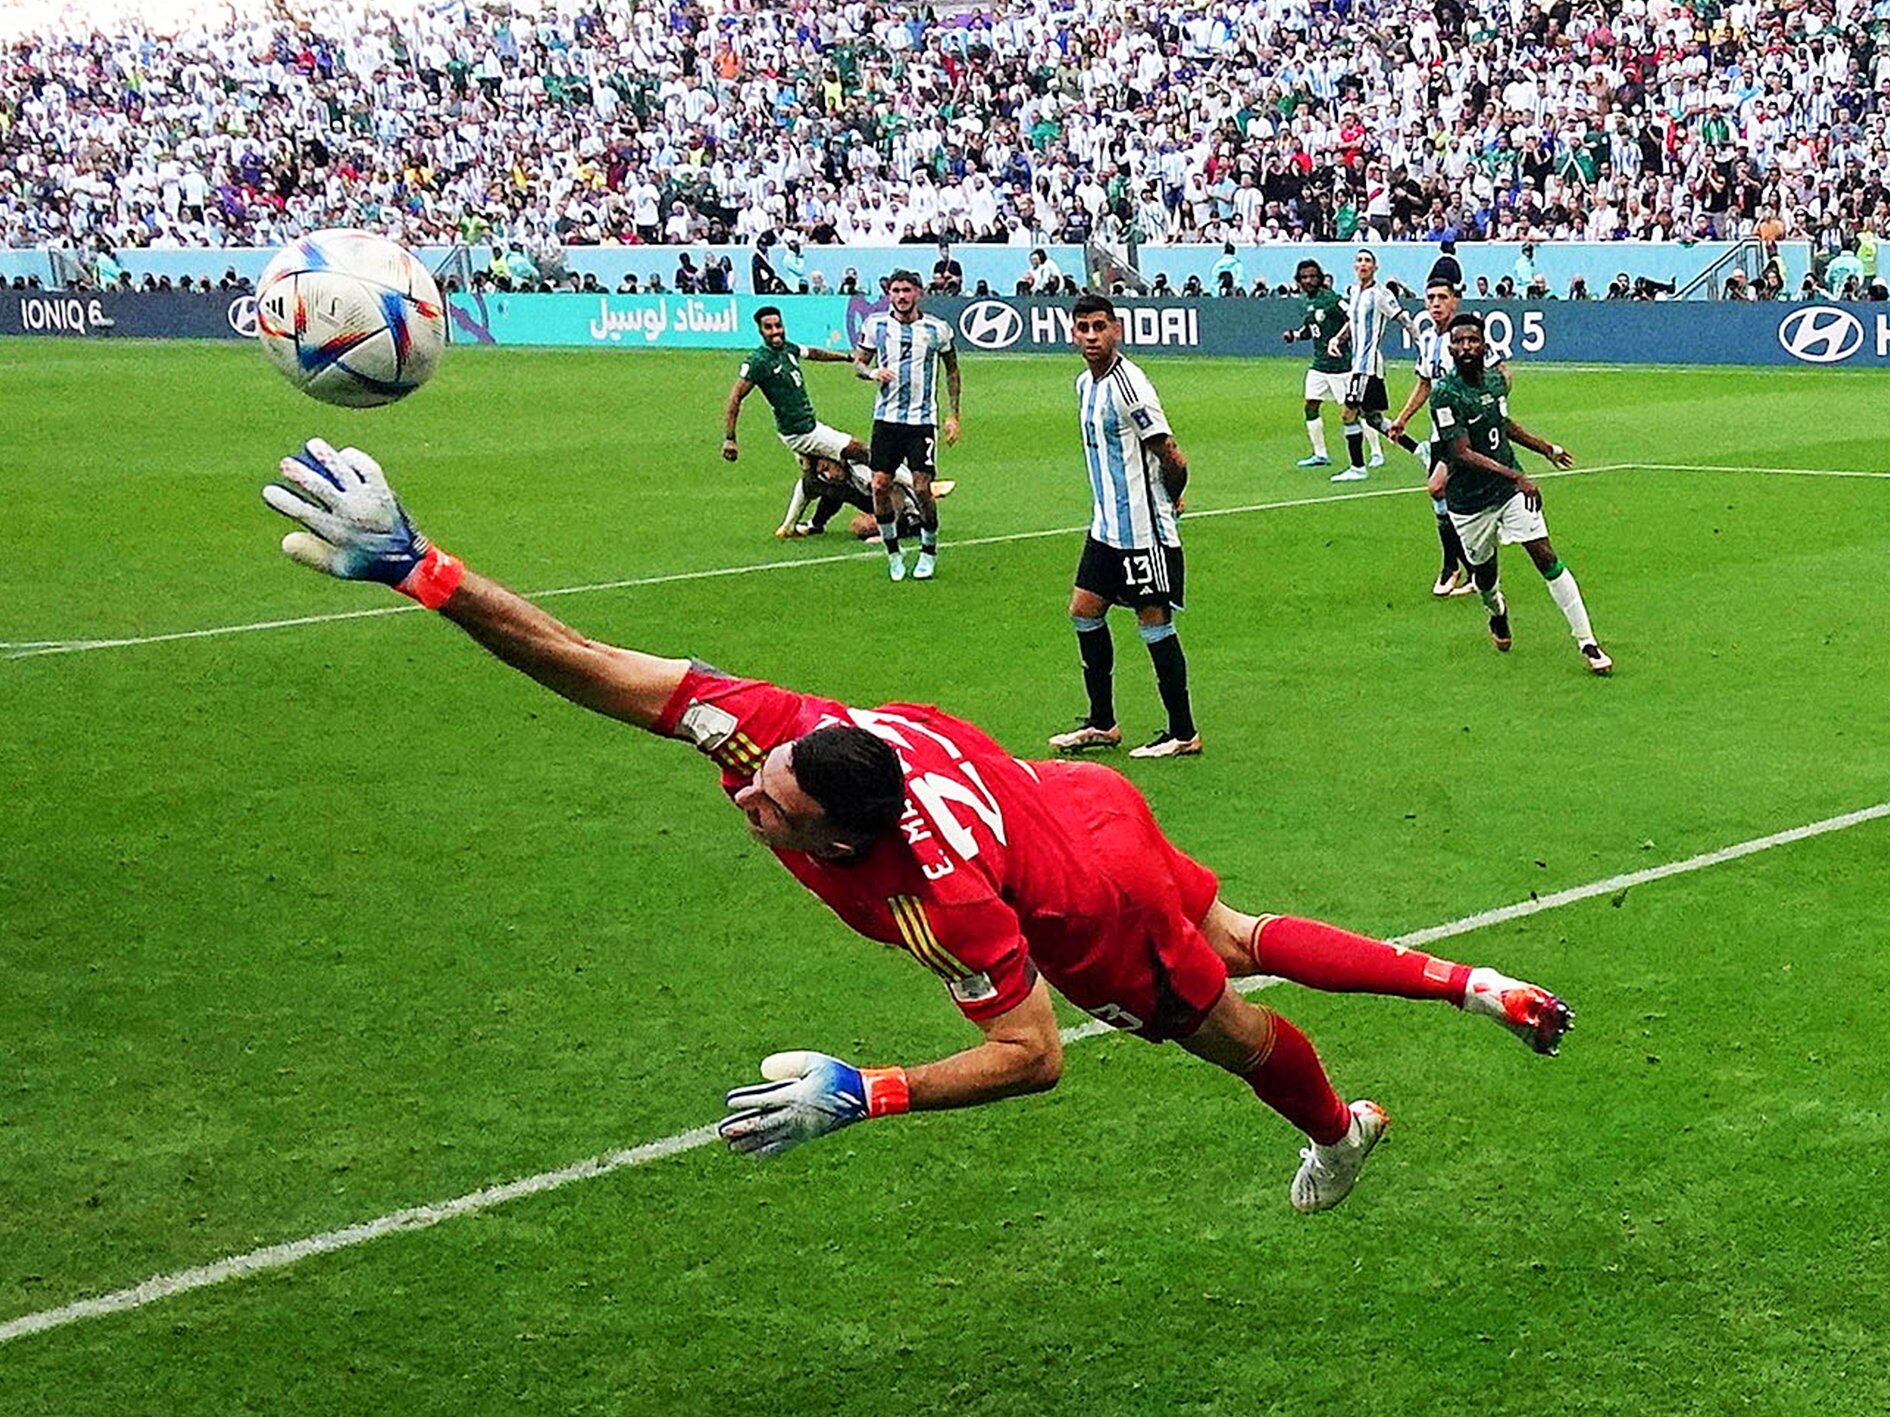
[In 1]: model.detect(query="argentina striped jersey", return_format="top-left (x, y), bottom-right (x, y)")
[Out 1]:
top-left (1076, 355), bottom-right (1179, 550)
top-left (1344, 282), bottom-right (1407, 377)
top-left (858, 312), bottom-right (955, 425)
top-left (1415, 324), bottom-right (1496, 383)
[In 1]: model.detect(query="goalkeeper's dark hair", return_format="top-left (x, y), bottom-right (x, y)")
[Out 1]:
top-left (753, 305), bottom-right (782, 327)
top-left (791, 726), bottom-right (905, 848)
top-left (1071, 292), bottom-right (1115, 320)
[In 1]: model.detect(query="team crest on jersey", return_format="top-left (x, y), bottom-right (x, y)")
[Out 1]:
top-left (676, 701), bottom-right (738, 752)
top-left (948, 971), bottom-right (999, 1004)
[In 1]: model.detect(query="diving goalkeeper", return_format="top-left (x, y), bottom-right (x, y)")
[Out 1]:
top-left (260, 439), bottom-right (1572, 1214)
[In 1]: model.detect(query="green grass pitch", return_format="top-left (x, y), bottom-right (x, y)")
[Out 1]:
top-left (2, 338), bottom-right (1888, 1413)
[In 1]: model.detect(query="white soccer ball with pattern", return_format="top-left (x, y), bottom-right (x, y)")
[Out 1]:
top-left (256, 230), bottom-right (445, 408)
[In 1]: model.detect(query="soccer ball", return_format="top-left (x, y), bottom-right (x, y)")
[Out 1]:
top-left (256, 230), bottom-right (446, 408)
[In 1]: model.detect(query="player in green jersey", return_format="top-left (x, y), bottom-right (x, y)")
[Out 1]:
top-left (723, 306), bottom-right (872, 539)
top-left (1281, 259), bottom-right (1348, 467)
top-left (1428, 313), bottom-right (1612, 674)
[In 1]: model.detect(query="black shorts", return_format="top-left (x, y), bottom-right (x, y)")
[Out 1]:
top-left (1075, 536), bottom-right (1185, 610)
top-left (870, 420), bottom-right (937, 477)
top-left (1345, 373), bottom-right (1388, 413)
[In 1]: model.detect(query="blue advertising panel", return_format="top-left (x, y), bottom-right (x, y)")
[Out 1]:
top-left (0, 287), bottom-right (256, 339)
top-left (7, 284), bottom-right (1886, 370)
top-left (929, 295), bottom-right (1890, 369)
top-left (447, 290), bottom-right (861, 350)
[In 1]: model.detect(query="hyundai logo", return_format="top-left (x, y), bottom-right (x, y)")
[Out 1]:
top-left (1777, 305), bottom-right (1863, 364)
top-left (960, 299), bottom-right (1023, 351)
top-left (227, 294), bottom-right (259, 338)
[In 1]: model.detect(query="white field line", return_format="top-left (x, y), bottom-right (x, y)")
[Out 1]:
top-left (2, 797), bottom-right (1886, 1346)
top-left (1630, 462), bottom-right (1890, 480)
top-left (1, 464), bottom-right (1637, 663)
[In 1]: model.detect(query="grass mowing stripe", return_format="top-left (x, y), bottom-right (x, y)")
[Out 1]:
top-left (9, 459), bottom-right (1880, 662)
top-left (7, 460), bottom-right (1878, 663)
top-left (4, 795), bottom-right (1884, 1349)
top-left (0, 460), bottom-right (1699, 662)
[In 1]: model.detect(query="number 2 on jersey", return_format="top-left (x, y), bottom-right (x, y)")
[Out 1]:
top-left (845, 707), bottom-right (1008, 867)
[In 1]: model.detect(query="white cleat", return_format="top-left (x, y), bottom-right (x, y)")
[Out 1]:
top-left (1329, 467), bottom-right (1369, 482)
top-left (1413, 439), bottom-right (1432, 466)
top-left (1462, 967), bottom-right (1574, 1056)
top-left (1291, 1100), bottom-right (1390, 1214)
top-left (913, 551), bottom-right (937, 581)
top-left (1431, 568), bottom-right (1468, 598)
top-left (932, 479), bottom-right (956, 499)
top-left (1368, 451), bottom-right (1386, 469)
top-left (1581, 642), bottom-right (1613, 675)
top-left (887, 553), bottom-right (908, 583)
top-left (1128, 731), bottom-right (1203, 759)
top-left (1048, 721), bottom-right (1122, 753)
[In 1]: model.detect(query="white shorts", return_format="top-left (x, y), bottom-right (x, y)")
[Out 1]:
top-left (778, 422), bottom-right (853, 462)
top-left (1304, 369), bottom-right (1350, 404)
top-left (1449, 493), bottom-right (1548, 565)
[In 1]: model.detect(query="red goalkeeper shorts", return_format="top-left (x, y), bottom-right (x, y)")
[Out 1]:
top-left (1026, 761), bottom-right (1226, 1042)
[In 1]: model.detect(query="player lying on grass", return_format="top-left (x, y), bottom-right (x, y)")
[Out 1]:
top-left (1427, 313), bottom-right (1613, 674)
top-left (783, 453), bottom-right (956, 542)
top-left (260, 439), bottom-right (1574, 1214)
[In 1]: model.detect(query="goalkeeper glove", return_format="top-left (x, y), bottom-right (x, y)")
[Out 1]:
top-left (717, 1050), bottom-right (910, 1159)
top-left (262, 439), bottom-right (464, 608)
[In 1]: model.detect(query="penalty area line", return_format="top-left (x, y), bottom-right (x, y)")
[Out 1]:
top-left (3, 796), bottom-right (1886, 1346)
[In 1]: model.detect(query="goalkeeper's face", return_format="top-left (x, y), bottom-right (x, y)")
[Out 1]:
top-left (733, 745), bottom-right (844, 855)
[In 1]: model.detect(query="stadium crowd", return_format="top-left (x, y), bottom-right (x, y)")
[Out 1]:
top-left (4, 0), bottom-right (1889, 292)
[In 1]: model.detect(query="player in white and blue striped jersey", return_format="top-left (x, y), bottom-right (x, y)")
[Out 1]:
top-left (854, 271), bottom-right (962, 582)
top-left (1387, 277), bottom-right (1500, 597)
top-left (1048, 294), bottom-right (1200, 760)
top-left (1329, 249), bottom-right (1420, 482)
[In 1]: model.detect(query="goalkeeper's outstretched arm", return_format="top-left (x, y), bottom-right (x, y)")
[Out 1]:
top-left (441, 571), bottom-right (687, 729)
top-left (262, 439), bottom-right (686, 729)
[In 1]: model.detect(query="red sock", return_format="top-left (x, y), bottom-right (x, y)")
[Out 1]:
top-left (1242, 1009), bottom-right (1351, 1145)
top-left (1251, 915), bottom-right (1471, 1004)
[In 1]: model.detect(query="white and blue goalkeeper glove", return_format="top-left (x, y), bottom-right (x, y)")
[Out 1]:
top-left (262, 439), bottom-right (463, 608)
top-left (718, 1050), bottom-right (910, 1159)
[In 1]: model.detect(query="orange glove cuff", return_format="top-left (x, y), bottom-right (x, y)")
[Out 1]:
top-left (395, 545), bottom-right (465, 610)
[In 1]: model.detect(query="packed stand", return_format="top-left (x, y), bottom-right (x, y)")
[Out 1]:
top-left (3, 0), bottom-right (1888, 296)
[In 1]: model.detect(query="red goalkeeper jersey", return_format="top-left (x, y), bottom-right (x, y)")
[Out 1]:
top-left (653, 664), bottom-right (1219, 1029)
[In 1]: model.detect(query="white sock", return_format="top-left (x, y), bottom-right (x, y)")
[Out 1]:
top-left (1462, 966), bottom-right (1516, 1015)
top-left (1545, 566), bottom-right (1594, 643)
top-left (1364, 424), bottom-right (1383, 458)
top-left (1306, 418), bottom-right (1328, 458)
top-left (781, 479), bottom-right (807, 528)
